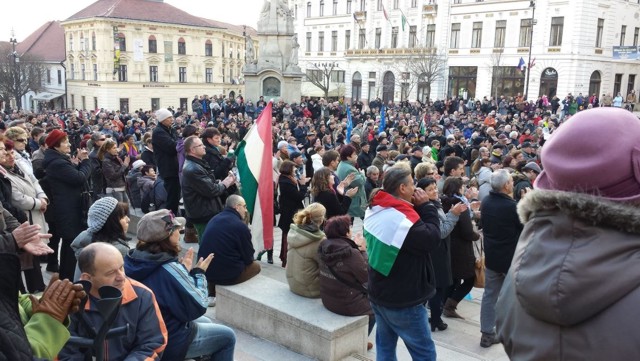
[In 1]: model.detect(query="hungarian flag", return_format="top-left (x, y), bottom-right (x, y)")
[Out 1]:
top-left (364, 190), bottom-right (420, 276)
top-left (236, 101), bottom-right (274, 251)
top-left (382, 4), bottom-right (390, 22)
top-left (401, 13), bottom-right (408, 31)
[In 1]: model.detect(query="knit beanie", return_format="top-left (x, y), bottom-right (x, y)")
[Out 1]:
top-left (87, 197), bottom-right (119, 234)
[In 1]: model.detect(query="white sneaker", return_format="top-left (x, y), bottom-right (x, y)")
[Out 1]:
top-left (208, 296), bottom-right (216, 307)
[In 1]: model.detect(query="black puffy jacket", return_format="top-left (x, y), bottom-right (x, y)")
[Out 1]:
top-left (181, 156), bottom-right (227, 224)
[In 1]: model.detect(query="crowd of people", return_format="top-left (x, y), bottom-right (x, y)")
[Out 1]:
top-left (1, 88), bottom-right (639, 360)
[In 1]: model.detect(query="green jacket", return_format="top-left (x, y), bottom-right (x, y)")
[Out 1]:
top-left (19, 294), bottom-right (71, 360)
top-left (336, 160), bottom-right (367, 218)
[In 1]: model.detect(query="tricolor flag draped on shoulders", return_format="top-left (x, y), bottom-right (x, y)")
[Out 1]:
top-left (364, 190), bottom-right (420, 276)
top-left (346, 105), bottom-right (353, 143)
top-left (236, 101), bottom-right (274, 251)
top-left (379, 105), bottom-right (386, 135)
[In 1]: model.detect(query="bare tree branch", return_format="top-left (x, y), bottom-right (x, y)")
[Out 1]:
top-left (306, 62), bottom-right (337, 99)
top-left (0, 53), bottom-right (46, 110)
top-left (488, 50), bottom-right (504, 101)
top-left (400, 48), bottom-right (446, 102)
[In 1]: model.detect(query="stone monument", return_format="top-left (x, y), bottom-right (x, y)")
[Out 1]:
top-left (243, 0), bottom-right (304, 104)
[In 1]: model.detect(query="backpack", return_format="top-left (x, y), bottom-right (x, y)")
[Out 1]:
top-left (140, 178), bottom-right (167, 213)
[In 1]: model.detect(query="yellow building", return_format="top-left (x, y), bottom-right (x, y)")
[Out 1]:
top-left (62, 0), bottom-right (255, 112)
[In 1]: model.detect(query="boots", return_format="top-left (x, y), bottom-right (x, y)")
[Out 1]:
top-left (183, 226), bottom-right (199, 243)
top-left (443, 298), bottom-right (465, 319)
top-left (267, 249), bottom-right (273, 264)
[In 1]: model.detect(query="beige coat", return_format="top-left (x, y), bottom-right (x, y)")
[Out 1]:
top-left (286, 224), bottom-right (325, 298)
top-left (2, 168), bottom-right (48, 232)
top-left (497, 190), bottom-right (640, 360)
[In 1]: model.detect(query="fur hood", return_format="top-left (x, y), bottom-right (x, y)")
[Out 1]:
top-left (518, 189), bottom-right (640, 235)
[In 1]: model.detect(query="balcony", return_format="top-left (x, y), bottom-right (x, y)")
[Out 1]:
top-left (423, 4), bottom-right (437, 15)
top-left (354, 11), bottom-right (367, 21)
top-left (345, 47), bottom-right (437, 58)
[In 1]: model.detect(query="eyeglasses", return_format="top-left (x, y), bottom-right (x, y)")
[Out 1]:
top-left (99, 138), bottom-right (106, 141)
top-left (15, 139), bottom-right (27, 143)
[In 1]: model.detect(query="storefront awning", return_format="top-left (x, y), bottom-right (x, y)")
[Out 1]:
top-left (33, 92), bottom-right (64, 101)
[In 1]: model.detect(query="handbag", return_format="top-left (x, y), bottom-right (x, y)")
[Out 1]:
top-left (474, 239), bottom-right (486, 289)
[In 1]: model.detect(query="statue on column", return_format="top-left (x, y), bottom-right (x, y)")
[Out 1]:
top-left (245, 35), bottom-right (256, 64)
top-left (289, 35), bottom-right (299, 66)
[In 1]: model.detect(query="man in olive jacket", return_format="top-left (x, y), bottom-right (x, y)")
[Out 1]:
top-left (181, 136), bottom-right (236, 241)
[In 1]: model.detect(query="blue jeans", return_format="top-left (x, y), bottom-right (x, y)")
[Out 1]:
top-left (480, 267), bottom-right (505, 335)
top-left (184, 316), bottom-right (236, 361)
top-left (370, 302), bottom-right (437, 361)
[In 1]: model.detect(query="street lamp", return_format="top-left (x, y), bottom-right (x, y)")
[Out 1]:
top-left (524, 0), bottom-right (535, 100)
top-left (7, 31), bottom-right (19, 112)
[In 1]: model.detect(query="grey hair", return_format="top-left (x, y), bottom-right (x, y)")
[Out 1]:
top-left (382, 163), bottom-right (412, 196)
top-left (225, 194), bottom-right (244, 208)
top-left (490, 169), bottom-right (511, 192)
top-left (366, 165), bottom-right (379, 176)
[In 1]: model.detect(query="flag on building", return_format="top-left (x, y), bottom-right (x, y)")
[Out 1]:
top-left (517, 57), bottom-right (526, 72)
top-left (379, 105), bottom-right (386, 135)
top-left (346, 106), bottom-right (353, 143)
top-left (529, 57), bottom-right (536, 69)
top-left (401, 13), bottom-right (408, 31)
top-left (382, 5), bottom-right (390, 22)
top-left (235, 101), bottom-right (274, 251)
top-left (364, 190), bottom-right (421, 276)
top-left (353, 12), bottom-right (357, 21)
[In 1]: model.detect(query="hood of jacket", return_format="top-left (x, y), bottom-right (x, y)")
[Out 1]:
top-left (513, 189), bottom-right (640, 326)
top-left (43, 148), bottom-right (69, 168)
top-left (124, 249), bottom-right (176, 281)
top-left (318, 236), bottom-right (358, 267)
top-left (287, 223), bottom-right (325, 249)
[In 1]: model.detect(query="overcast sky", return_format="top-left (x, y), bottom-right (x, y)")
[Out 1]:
top-left (5, 0), bottom-right (264, 42)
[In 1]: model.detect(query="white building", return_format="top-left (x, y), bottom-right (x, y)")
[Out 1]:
top-left (294, 0), bottom-right (640, 104)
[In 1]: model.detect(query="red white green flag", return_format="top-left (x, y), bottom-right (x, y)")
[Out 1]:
top-left (236, 101), bottom-right (274, 251)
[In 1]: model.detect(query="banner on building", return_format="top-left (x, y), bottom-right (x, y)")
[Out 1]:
top-left (164, 41), bottom-right (173, 62)
top-left (612, 46), bottom-right (639, 60)
top-left (113, 26), bottom-right (120, 74)
top-left (134, 39), bottom-right (144, 62)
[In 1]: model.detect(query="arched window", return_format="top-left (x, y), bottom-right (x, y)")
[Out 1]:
top-left (117, 33), bottom-right (126, 51)
top-left (352, 72), bottom-right (362, 101)
top-left (69, 34), bottom-right (74, 51)
top-left (539, 67), bottom-right (558, 98)
top-left (149, 35), bottom-right (157, 53)
top-left (205, 39), bottom-right (212, 56)
top-left (91, 32), bottom-right (96, 51)
top-left (417, 73), bottom-right (429, 102)
top-left (307, 2), bottom-right (312, 17)
top-left (178, 37), bottom-right (186, 55)
top-left (319, 0), bottom-right (325, 16)
top-left (589, 71), bottom-right (602, 98)
top-left (382, 71), bottom-right (395, 104)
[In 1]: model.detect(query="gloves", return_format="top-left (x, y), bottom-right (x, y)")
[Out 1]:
top-left (29, 274), bottom-right (86, 323)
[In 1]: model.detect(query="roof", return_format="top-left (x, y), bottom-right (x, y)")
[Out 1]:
top-left (199, 17), bottom-right (257, 37)
top-left (66, 0), bottom-right (234, 31)
top-left (15, 21), bottom-right (65, 62)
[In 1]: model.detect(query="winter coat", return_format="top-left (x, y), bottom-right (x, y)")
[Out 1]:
top-left (442, 195), bottom-right (479, 280)
top-left (198, 207), bottom-right (255, 284)
top-left (89, 149), bottom-right (105, 197)
top-left (2, 167), bottom-right (48, 232)
top-left (512, 172), bottom-right (532, 203)
top-left (480, 191), bottom-right (523, 274)
top-left (313, 189), bottom-right (352, 220)
top-left (277, 175), bottom-right (307, 231)
top-left (497, 190), bottom-right (640, 360)
top-left (336, 160), bottom-right (367, 218)
top-left (101, 153), bottom-right (127, 189)
top-left (318, 236), bottom-right (372, 316)
top-left (431, 200), bottom-right (459, 288)
top-left (71, 230), bottom-right (130, 281)
top-left (476, 166), bottom-right (492, 202)
top-left (181, 156), bottom-right (226, 224)
top-left (42, 149), bottom-right (92, 240)
top-left (125, 168), bottom-right (143, 208)
top-left (286, 223), bottom-right (325, 298)
top-left (125, 250), bottom-right (207, 361)
top-left (152, 122), bottom-right (179, 179)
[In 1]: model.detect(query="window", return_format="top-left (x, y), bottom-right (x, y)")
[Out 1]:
top-left (81, 64), bottom-right (86, 80)
top-left (320, 0), bottom-right (324, 16)
top-left (206, 68), bottom-right (213, 83)
top-left (221, 43), bottom-right (224, 57)
top-left (57, 69), bottom-right (62, 85)
top-left (118, 65), bottom-right (127, 82)
top-left (494, 20), bottom-right (506, 48)
top-left (333, 0), bottom-right (338, 15)
top-left (71, 95), bottom-right (75, 109)
top-left (628, 74), bottom-right (636, 95)
top-left (471, 22), bottom-right (483, 48)
top-left (178, 38), bottom-right (186, 55)
top-left (82, 96), bottom-right (86, 111)
top-left (307, 2), bottom-right (311, 17)
top-left (409, 26), bottom-right (417, 47)
top-left (620, 25), bottom-right (627, 46)
top-left (347, 0), bottom-right (352, 13)
top-left (331, 70), bottom-right (346, 82)
top-left (359, 28), bottom-right (366, 49)
top-left (635, 27), bottom-right (639, 46)
top-left (306, 32), bottom-right (312, 52)
top-left (391, 27), bottom-right (398, 48)
top-left (519, 18), bottom-right (532, 47)
top-left (117, 33), bottom-right (126, 51)
top-left (69, 34), bottom-right (74, 51)
top-left (331, 31), bottom-right (338, 51)
top-left (94, 97), bottom-right (98, 110)
top-left (411, 0), bottom-right (417, 7)
top-left (150, 65), bottom-right (158, 82)
top-left (450, 23), bottom-right (461, 48)
top-left (179, 67), bottom-right (187, 83)
top-left (345, 30), bottom-right (351, 50)
top-left (550, 17), bottom-right (564, 46)
top-left (393, 0), bottom-right (399, 9)
top-left (151, 98), bottom-right (159, 111)
top-left (92, 32), bottom-right (96, 51)
top-left (369, 72), bottom-right (376, 79)
top-left (318, 31), bottom-right (324, 51)
top-left (205, 40), bottom-right (212, 56)
top-left (426, 24), bottom-right (436, 48)
top-left (377, 0), bottom-right (382, 11)
top-left (93, 64), bottom-right (97, 81)
top-left (614, 73), bottom-right (622, 96)
top-left (70, 64), bottom-right (75, 80)
top-left (375, 28), bottom-right (382, 48)
top-left (46, 69), bottom-right (51, 84)
top-left (595, 19), bottom-right (604, 48)
top-left (360, 0), bottom-right (366, 11)
top-left (149, 36), bottom-right (157, 53)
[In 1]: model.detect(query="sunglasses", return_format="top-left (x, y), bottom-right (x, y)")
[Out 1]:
top-left (15, 139), bottom-right (27, 143)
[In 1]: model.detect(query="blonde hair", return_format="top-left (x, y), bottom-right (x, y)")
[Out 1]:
top-left (293, 203), bottom-right (326, 226)
top-left (5, 126), bottom-right (27, 140)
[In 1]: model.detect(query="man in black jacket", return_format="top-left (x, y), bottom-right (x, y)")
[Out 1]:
top-left (152, 108), bottom-right (180, 214)
top-left (479, 169), bottom-right (523, 347)
top-left (182, 136), bottom-right (236, 242)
